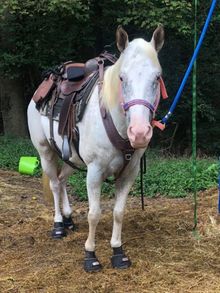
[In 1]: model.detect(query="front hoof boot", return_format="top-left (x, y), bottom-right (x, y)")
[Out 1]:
top-left (51, 222), bottom-right (67, 239)
top-left (84, 251), bottom-right (102, 272)
top-left (63, 216), bottom-right (76, 231)
top-left (111, 246), bottom-right (131, 269)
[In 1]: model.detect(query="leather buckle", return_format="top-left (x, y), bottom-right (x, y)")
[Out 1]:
top-left (125, 153), bottom-right (132, 161)
top-left (98, 59), bottom-right (104, 65)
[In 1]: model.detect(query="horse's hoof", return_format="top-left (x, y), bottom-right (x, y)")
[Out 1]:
top-left (111, 246), bottom-right (131, 269)
top-left (63, 216), bottom-right (76, 231)
top-left (51, 222), bottom-right (67, 239)
top-left (84, 251), bottom-right (102, 272)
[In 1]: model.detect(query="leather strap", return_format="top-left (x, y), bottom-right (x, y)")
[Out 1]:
top-left (98, 58), bottom-right (104, 94)
top-left (97, 54), bottom-right (135, 176)
top-left (58, 93), bottom-right (76, 139)
top-left (100, 52), bottom-right (118, 64)
top-left (100, 105), bottom-right (135, 174)
top-left (49, 89), bottom-right (85, 171)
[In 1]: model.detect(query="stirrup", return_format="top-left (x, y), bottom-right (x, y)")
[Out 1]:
top-left (62, 135), bottom-right (71, 161)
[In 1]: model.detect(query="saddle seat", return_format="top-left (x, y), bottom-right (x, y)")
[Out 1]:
top-left (60, 59), bottom-right (99, 96)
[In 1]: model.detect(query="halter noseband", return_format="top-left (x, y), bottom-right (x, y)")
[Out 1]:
top-left (123, 98), bottom-right (156, 113)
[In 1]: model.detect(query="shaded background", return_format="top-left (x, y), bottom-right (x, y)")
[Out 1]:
top-left (0, 0), bottom-right (219, 154)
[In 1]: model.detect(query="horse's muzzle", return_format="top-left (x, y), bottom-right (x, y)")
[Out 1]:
top-left (127, 121), bottom-right (153, 149)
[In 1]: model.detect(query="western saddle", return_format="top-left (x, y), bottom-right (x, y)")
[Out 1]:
top-left (32, 52), bottom-right (118, 167)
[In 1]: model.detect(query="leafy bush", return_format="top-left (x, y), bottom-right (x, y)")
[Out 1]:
top-left (58, 154), bottom-right (219, 200)
top-left (133, 154), bottom-right (218, 198)
top-left (0, 136), bottom-right (38, 170)
top-left (0, 137), bottom-right (218, 200)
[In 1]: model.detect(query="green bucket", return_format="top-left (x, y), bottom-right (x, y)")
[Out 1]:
top-left (18, 156), bottom-right (39, 175)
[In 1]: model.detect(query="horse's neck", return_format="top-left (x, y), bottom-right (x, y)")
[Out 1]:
top-left (104, 62), bottom-right (128, 139)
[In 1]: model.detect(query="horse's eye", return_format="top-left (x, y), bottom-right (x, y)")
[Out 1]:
top-left (119, 76), bottom-right (123, 82)
top-left (156, 75), bottom-right (161, 81)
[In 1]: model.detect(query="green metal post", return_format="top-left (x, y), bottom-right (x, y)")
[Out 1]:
top-left (192, 0), bottom-right (198, 230)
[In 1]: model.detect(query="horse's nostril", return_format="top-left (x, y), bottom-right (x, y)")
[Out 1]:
top-left (146, 125), bottom-right (153, 137)
top-left (127, 123), bottom-right (153, 144)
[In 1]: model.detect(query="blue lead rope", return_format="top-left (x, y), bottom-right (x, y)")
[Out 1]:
top-left (161, 0), bottom-right (217, 126)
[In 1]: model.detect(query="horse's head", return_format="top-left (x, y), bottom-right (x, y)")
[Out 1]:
top-left (116, 25), bottom-right (165, 149)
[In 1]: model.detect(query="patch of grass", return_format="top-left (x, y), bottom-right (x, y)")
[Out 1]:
top-left (0, 136), bottom-right (39, 171)
top-left (133, 155), bottom-right (218, 198)
top-left (68, 171), bottom-right (87, 200)
top-left (0, 136), bottom-right (218, 200)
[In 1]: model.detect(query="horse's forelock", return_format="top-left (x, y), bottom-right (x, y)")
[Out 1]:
top-left (128, 39), bottom-right (160, 66)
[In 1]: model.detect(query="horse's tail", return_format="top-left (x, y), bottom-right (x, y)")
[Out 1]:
top-left (42, 172), bottom-right (53, 204)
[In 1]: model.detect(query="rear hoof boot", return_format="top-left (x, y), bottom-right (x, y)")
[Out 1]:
top-left (84, 251), bottom-right (102, 272)
top-left (51, 222), bottom-right (67, 239)
top-left (63, 216), bottom-right (76, 231)
top-left (111, 246), bottom-right (131, 269)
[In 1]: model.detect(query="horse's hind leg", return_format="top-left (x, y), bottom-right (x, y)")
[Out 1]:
top-left (58, 164), bottom-right (76, 231)
top-left (84, 163), bottom-right (103, 272)
top-left (28, 101), bottom-right (70, 238)
top-left (39, 149), bottom-right (67, 238)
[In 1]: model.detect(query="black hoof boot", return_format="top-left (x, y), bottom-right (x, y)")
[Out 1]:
top-left (63, 216), bottom-right (76, 231)
top-left (111, 246), bottom-right (131, 269)
top-left (51, 222), bottom-right (67, 239)
top-left (84, 251), bottom-right (102, 272)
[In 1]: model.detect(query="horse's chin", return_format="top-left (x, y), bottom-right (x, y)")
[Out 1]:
top-left (130, 141), bottom-right (149, 149)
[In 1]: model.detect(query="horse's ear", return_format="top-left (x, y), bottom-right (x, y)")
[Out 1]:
top-left (151, 25), bottom-right (164, 52)
top-left (116, 25), bottom-right (129, 52)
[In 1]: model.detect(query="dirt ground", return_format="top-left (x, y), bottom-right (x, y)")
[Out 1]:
top-left (0, 169), bottom-right (220, 293)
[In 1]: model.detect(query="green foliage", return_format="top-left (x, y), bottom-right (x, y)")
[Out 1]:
top-left (0, 135), bottom-right (38, 170)
top-left (0, 137), bottom-right (218, 200)
top-left (118, 0), bottom-right (192, 36)
top-left (70, 151), bottom-right (216, 199)
top-left (68, 170), bottom-right (87, 201)
top-left (0, 0), bottom-right (91, 77)
top-left (0, 0), bottom-right (220, 154)
top-left (132, 154), bottom-right (218, 198)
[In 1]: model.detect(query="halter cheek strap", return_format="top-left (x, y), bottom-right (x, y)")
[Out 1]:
top-left (151, 77), bottom-right (168, 130)
top-left (159, 77), bottom-right (168, 100)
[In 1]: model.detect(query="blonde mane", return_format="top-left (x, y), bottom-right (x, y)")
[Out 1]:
top-left (101, 57), bottom-right (122, 110)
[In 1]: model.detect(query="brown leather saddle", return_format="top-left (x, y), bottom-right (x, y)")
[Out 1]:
top-left (32, 59), bottom-right (99, 107)
top-left (32, 52), bottom-right (118, 166)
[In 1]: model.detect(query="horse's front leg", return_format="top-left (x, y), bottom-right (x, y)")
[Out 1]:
top-left (111, 165), bottom-right (140, 269)
top-left (84, 163), bottom-right (103, 272)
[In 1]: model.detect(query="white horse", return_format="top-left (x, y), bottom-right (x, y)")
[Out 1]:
top-left (27, 25), bottom-right (165, 272)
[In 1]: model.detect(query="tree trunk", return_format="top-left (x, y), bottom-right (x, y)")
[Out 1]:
top-left (0, 78), bottom-right (27, 137)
